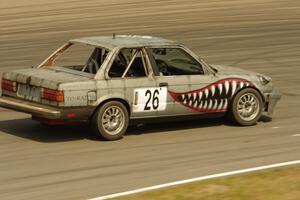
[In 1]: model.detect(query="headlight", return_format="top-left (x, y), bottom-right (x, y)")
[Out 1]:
top-left (258, 75), bottom-right (272, 85)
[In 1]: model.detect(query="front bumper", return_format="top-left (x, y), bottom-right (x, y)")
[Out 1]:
top-left (0, 96), bottom-right (61, 119)
top-left (264, 89), bottom-right (282, 116)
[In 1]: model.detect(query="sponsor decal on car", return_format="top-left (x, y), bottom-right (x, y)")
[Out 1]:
top-left (132, 87), bottom-right (167, 112)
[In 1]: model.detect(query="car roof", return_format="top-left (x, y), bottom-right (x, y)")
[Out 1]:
top-left (70, 35), bottom-right (178, 49)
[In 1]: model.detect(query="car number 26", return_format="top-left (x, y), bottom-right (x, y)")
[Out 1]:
top-left (133, 87), bottom-right (167, 112)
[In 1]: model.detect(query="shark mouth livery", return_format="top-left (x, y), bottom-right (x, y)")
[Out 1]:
top-left (168, 78), bottom-right (254, 113)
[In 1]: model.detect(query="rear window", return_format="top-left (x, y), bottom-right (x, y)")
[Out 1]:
top-left (49, 43), bottom-right (109, 74)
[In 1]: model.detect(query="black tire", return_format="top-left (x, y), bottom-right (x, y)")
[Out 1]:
top-left (229, 88), bottom-right (263, 126)
top-left (91, 101), bottom-right (129, 140)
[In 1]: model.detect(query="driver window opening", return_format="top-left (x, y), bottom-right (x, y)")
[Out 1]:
top-left (108, 48), bottom-right (147, 78)
top-left (150, 48), bottom-right (204, 76)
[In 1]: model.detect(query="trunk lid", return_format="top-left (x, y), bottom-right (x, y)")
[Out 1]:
top-left (2, 67), bottom-right (92, 103)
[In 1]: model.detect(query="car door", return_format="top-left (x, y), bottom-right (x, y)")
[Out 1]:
top-left (147, 46), bottom-right (222, 116)
top-left (106, 47), bottom-right (167, 119)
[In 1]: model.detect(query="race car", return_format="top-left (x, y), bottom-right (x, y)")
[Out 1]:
top-left (0, 35), bottom-right (281, 140)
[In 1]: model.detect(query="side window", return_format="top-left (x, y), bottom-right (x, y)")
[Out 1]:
top-left (150, 48), bottom-right (204, 76)
top-left (82, 48), bottom-right (109, 74)
top-left (108, 48), bottom-right (147, 78)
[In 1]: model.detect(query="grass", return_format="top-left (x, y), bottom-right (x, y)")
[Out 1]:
top-left (116, 166), bottom-right (300, 200)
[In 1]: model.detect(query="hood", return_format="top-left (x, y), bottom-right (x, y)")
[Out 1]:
top-left (210, 64), bottom-right (262, 76)
top-left (209, 64), bottom-right (273, 91)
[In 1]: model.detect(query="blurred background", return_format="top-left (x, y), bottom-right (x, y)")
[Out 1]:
top-left (1, 1), bottom-right (300, 199)
top-left (1, 0), bottom-right (299, 73)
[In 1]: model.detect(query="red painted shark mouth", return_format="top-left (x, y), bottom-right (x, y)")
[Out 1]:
top-left (168, 78), bottom-right (254, 113)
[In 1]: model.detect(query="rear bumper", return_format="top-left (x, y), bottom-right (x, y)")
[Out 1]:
top-left (0, 96), bottom-right (95, 120)
top-left (0, 96), bottom-right (61, 119)
top-left (264, 89), bottom-right (282, 116)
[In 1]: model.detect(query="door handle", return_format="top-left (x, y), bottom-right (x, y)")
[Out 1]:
top-left (159, 82), bottom-right (168, 87)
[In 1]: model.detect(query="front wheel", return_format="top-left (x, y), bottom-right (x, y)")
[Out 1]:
top-left (91, 101), bottom-right (129, 140)
top-left (229, 88), bottom-right (263, 126)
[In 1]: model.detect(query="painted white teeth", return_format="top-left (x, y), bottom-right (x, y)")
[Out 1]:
top-left (193, 92), bottom-right (197, 100)
top-left (218, 83), bottom-right (223, 95)
top-left (199, 91), bottom-right (203, 100)
top-left (218, 99), bottom-right (223, 110)
top-left (203, 101), bottom-right (207, 109)
top-left (240, 82), bottom-right (244, 88)
top-left (231, 81), bottom-right (237, 96)
top-left (205, 89), bottom-right (209, 98)
top-left (213, 99), bottom-right (218, 110)
top-left (187, 94), bottom-right (191, 106)
top-left (225, 81), bottom-right (229, 94)
top-left (199, 101), bottom-right (203, 109)
top-left (211, 85), bottom-right (215, 96)
top-left (186, 94), bottom-right (191, 106)
top-left (182, 94), bottom-right (187, 104)
top-left (193, 100), bottom-right (198, 108)
top-left (180, 80), bottom-right (250, 111)
top-left (223, 99), bottom-right (228, 110)
top-left (208, 99), bottom-right (213, 109)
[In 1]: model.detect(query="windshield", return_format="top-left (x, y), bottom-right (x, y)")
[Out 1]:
top-left (40, 42), bottom-right (110, 74)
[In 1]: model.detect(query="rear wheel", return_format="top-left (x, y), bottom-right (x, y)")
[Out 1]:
top-left (229, 88), bottom-right (263, 126)
top-left (91, 101), bottom-right (129, 140)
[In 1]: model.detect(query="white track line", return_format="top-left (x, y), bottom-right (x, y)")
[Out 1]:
top-left (89, 160), bottom-right (300, 200)
top-left (292, 134), bottom-right (300, 137)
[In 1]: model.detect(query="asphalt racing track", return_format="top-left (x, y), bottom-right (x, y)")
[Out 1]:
top-left (0, 0), bottom-right (300, 199)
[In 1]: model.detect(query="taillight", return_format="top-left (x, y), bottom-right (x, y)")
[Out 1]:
top-left (1, 79), bottom-right (17, 92)
top-left (41, 88), bottom-right (64, 102)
